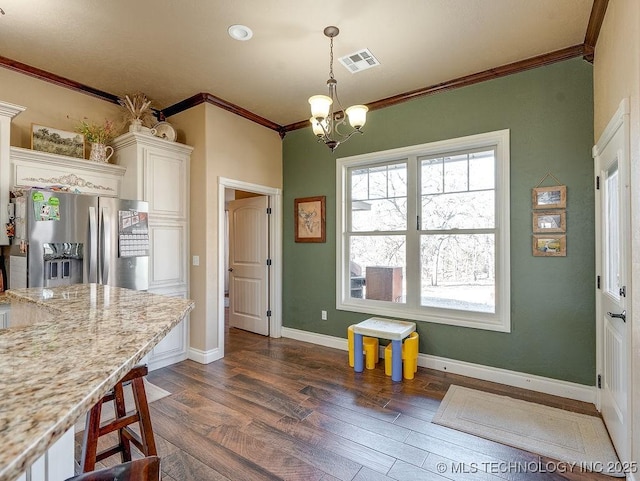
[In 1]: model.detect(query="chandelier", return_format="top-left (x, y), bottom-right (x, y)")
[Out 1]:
top-left (308, 26), bottom-right (368, 152)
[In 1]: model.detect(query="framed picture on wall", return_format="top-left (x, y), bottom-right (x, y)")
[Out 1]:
top-left (31, 124), bottom-right (85, 159)
top-left (295, 196), bottom-right (326, 243)
top-left (532, 185), bottom-right (566, 209)
top-left (532, 234), bottom-right (566, 257)
top-left (532, 210), bottom-right (566, 233)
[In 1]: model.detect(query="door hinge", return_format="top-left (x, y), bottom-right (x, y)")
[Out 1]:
top-left (267, 309), bottom-right (272, 317)
top-left (596, 176), bottom-right (600, 190)
top-left (266, 258), bottom-right (272, 266)
top-left (620, 285), bottom-right (626, 297)
top-left (266, 207), bottom-right (272, 215)
top-left (597, 275), bottom-right (601, 289)
top-left (416, 215), bottom-right (420, 230)
top-left (597, 374), bottom-right (602, 389)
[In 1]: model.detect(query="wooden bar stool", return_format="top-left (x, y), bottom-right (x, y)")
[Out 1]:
top-left (66, 456), bottom-right (160, 481)
top-left (80, 365), bottom-right (158, 473)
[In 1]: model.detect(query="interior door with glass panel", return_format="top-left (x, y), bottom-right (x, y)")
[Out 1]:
top-left (595, 100), bottom-right (631, 463)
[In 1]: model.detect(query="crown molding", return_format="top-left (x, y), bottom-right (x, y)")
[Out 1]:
top-left (1, 0), bottom-right (609, 138)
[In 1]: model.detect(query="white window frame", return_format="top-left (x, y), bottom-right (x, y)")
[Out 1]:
top-left (336, 129), bottom-right (511, 332)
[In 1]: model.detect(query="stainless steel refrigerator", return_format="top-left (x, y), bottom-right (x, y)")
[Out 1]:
top-left (9, 189), bottom-right (149, 291)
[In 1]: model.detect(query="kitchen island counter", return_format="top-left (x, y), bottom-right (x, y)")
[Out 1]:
top-left (0, 284), bottom-right (194, 481)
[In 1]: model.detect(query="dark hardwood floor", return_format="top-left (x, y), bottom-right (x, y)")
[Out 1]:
top-left (76, 324), bottom-right (614, 481)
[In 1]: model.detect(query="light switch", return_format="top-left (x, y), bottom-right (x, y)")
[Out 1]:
top-left (192, 255), bottom-right (200, 266)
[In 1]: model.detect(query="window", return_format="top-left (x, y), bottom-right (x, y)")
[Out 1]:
top-left (337, 130), bottom-right (510, 332)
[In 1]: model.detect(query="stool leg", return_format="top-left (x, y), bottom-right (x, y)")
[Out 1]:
top-left (80, 402), bottom-right (102, 473)
top-left (113, 382), bottom-right (132, 463)
top-left (391, 339), bottom-right (402, 382)
top-left (131, 377), bottom-right (158, 456)
top-left (353, 333), bottom-right (364, 373)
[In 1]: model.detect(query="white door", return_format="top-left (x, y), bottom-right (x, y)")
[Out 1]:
top-left (228, 196), bottom-right (270, 335)
top-left (594, 99), bottom-right (631, 462)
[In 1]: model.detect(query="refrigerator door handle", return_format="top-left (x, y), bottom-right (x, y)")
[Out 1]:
top-left (88, 206), bottom-right (98, 283)
top-left (101, 206), bottom-right (111, 285)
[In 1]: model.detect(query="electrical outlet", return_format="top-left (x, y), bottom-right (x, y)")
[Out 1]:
top-left (321, 310), bottom-right (327, 320)
top-left (192, 255), bottom-right (200, 266)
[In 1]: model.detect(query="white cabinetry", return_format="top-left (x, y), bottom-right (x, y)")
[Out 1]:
top-left (113, 133), bottom-right (192, 371)
top-left (0, 101), bottom-right (26, 246)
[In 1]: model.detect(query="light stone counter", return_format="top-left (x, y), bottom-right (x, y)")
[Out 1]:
top-left (0, 284), bottom-right (194, 481)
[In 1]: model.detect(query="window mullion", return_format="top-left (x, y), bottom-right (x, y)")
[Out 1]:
top-left (405, 155), bottom-right (420, 308)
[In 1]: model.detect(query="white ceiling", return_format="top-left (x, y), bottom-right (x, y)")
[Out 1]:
top-left (0, 0), bottom-right (594, 127)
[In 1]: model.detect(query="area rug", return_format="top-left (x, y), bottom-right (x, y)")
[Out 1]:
top-left (74, 379), bottom-right (170, 433)
top-left (432, 385), bottom-right (623, 477)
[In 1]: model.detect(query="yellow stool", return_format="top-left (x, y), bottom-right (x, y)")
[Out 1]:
top-left (363, 337), bottom-right (379, 369)
top-left (402, 332), bottom-right (419, 379)
top-left (348, 325), bottom-right (379, 369)
top-left (384, 344), bottom-right (393, 376)
top-left (384, 332), bottom-right (419, 379)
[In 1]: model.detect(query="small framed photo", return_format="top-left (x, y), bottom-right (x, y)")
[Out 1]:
top-left (31, 124), bottom-right (85, 159)
top-left (533, 210), bottom-right (566, 233)
top-left (295, 196), bottom-right (326, 243)
top-left (532, 234), bottom-right (566, 257)
top-left (532, 185), bottom-right (566, 209)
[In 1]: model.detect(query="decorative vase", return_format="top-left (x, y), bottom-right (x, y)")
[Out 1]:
top-left (129, 118), bottom-right (143, 133)
top-left (89, 142), bottom-right (114, 163)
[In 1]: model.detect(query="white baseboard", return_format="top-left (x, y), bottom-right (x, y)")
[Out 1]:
top-left (281, 327), bottom-right (596, 404)
top-left (282, 327), bottom-right (349, 351)
top-left (188, 346), bottom-right (222, 364)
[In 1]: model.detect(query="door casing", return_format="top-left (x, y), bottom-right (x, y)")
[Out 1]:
top-left (218, 177), bottom-right (282, 357)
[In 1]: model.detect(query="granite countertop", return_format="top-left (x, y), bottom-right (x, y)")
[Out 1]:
top-left (0, 284), bottom-right (194, 481)
top-left (0, 293), bottom-right (9, 305)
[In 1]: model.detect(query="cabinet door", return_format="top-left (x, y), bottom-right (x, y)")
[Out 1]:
top-left (145, 149), bottom-right (187, 219)
top-left (149, 221), bottom-right (187, 291)
top-left (148, 291), bottom-right (189, 371)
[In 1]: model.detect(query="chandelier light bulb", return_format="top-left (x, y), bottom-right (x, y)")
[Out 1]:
top-left (345, 105), bottom-right (368, 129)
top-left (309, 95), bottom-right (332, 120)
top-left (310, 117), bottom-right (327, 137)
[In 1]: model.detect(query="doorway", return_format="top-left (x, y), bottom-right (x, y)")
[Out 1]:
top-left (218, 178), bottom-right (282, 355)
top-left (594, 98), bottom-right (632, 463)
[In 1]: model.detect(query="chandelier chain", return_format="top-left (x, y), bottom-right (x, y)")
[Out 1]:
top-left (329, 37), bottom-right (334, 80)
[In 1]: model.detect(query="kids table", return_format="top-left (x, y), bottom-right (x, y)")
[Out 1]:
top-left (351, 317), bottom-right (416, 381)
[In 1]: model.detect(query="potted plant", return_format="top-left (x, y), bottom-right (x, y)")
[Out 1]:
top-left (75, 119), bottom-right (116, 163)
top-left (118, 93), bottom-right (154, 132)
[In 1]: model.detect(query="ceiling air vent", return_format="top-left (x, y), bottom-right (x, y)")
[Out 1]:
top-left (338, 48), bottom-right (379, 73)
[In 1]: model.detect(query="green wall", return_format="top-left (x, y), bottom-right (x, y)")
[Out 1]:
top-left (282, 58), bottom-right (595, 385)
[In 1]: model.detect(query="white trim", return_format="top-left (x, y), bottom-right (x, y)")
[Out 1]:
top-left (335, 129), bottom-right (511, 332)
top-left (188, 346), bottom-right (223, 364)
top-left (218, 177), bottom-right (283, 361)
top-left (281, 327), bottom-right (595, 404)
top-left (419, 354), bottom-right (595, 404)
top-left (281, 326), bottom-right (349, 351)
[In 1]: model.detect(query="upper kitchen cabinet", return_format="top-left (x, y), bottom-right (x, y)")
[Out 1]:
top-left (112, 133), bottom-right (192, 220)
top-left (0, 101), bottom-right (26, 245)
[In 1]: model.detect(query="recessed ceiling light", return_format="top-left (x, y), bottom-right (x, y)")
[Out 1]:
top-left (228, 25), bottom-right (253, 41)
